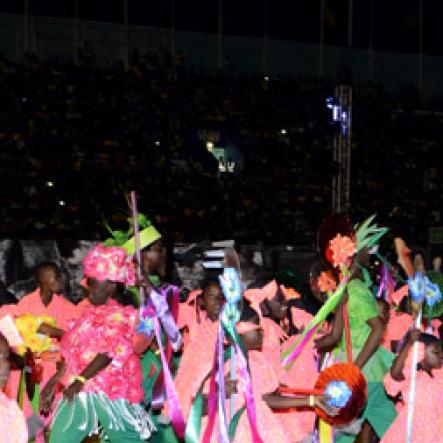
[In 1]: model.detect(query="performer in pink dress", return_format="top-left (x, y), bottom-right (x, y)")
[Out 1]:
top-left (0, 263), bottom-right (75, 437)
top-left (382, 331), bottom-right (443, 442)
top-left (40, 244), bottom-right (155, 443)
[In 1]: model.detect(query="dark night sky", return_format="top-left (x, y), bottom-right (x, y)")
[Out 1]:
top-left (1, 1), bottom-right (443, 55)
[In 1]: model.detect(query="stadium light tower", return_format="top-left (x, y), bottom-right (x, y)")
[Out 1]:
top-left (327, 85), bottom-right (352, 213)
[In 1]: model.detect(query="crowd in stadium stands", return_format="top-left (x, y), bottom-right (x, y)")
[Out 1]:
top-left (1, 49), bottom-right (443, 247)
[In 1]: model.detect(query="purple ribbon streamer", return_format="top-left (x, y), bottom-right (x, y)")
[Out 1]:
top-left (377, 264), bottom-right (395, 300)
top-left (150, 285), bottom-right (182, 409)
top-left (217, 326), bottom-right (230, 443)
top-left (150, 285), bottom-right (182, 351)
top-left (234, 344), bottom-right (265, 443)
top-left (153, 316), bottom-right (186, 439)
top-left (202, 330), bottom-right (265, 443)
top-left (376, 264), bottom-right (387, 299)
top-left (281, 324), bottom-right (318, 367)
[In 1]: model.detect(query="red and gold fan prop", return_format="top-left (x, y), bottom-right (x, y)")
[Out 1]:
top-left (314, 362), bottom-right (366, 425)
top-left (280, 362), bottom-right (366, 426)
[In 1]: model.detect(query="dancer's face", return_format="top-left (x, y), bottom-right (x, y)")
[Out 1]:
top-left (202, 283), bottom-right (224, 321)
top-left (40, 267), bottom-right (63, 294)
top-left (267, 290), bottom-right (288, 321)
top-left (424, 342), bottom-right (443, 370)
top-left (310, 274), bottom-right (326, 303)
top-left (87, 278), bottom-right (115, 306)
top-left (142, 240), bottom-right (166, 276)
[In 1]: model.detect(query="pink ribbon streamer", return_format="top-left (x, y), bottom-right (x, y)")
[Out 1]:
top-left (234, 344), bottom-right (264, 443)
top-left (153, 317), bottom-right (186, 439)
top-left (202, 338), bottom-right (221, 443)
top-left (203, 328), bottom-right (265, 443)
top-left (281, 324), bottom-right (319, 367)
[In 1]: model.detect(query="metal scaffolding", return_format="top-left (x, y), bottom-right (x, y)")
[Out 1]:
top-left (332, 85), bottom-right (352, 213)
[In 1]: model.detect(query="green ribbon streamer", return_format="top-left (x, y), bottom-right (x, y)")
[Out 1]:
top-left (281, 276), bottom-right (349, 369)
top-left (185, 345), bottom-right (246, 443)
top-left (185, 386), bottom-right (204, 443)
top-left (185, 390), bottom-right (246, 443)
top-left (221, 314), bottom-right (247, 360)
top-left (185, 349), bottom-right (229, 443)
top-left (228, 406), bottom-right (246, 440)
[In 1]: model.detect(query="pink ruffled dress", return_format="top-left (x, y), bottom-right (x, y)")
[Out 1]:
top-left (382, 353), bottom-right (443, 442)
top-left (233, 350), bottom-right (297, 443)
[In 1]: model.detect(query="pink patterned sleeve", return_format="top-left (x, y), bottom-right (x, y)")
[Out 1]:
top-left (83, 307), bottom-right (136, 364)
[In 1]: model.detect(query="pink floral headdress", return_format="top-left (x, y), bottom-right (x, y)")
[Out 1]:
top-left (83, 244), bottom-right (136, 286)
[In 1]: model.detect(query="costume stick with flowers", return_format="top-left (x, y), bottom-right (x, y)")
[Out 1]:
top-left (129, 191), bottom-right (186, 439)
top-left (224, 248), bottom-right (241, 422)
top-left (185, 265), bottom-right (265, 443)
top-left (394, 238), bottom-right (442, 443)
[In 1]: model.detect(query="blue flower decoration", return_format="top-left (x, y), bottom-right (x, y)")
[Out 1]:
top-left (425, 279), bottom-right (442, 307)
top-left (137, 305), bottom-right (155, 337)
top-left (408, 272), bottom-right (426, 303)
top-left (219, 268), bottom-right (242, 305)
top-left (222, 303), bottom-right (241, 324)
top-left (324, 381), bottom-right (352, 408)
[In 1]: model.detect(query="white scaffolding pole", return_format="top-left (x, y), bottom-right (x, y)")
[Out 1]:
top-left (332, 85), bottom-right (352, 213)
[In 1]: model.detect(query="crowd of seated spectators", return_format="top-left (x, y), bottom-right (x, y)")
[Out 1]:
top-left (1, 48), bottom-right (443, 247)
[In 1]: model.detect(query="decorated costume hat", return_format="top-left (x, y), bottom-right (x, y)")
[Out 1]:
top-left (318, 213), bottom-right (355, 266)
top-left (318, 213), bottom-right (388, 269)
top-left (103, 212), bottom-right (161, 255)
top-left (123, 222), bottom-right (161, 255)
top-left (83, 244), bottom-right (136, 286)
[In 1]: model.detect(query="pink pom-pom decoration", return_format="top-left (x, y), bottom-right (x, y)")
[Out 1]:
top-left (328, 234), bottom-right (356, 268)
